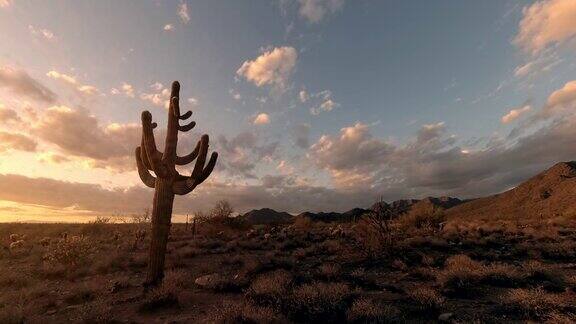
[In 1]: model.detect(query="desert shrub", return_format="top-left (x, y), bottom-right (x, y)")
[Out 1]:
top-left (437, 254), bottom-right (484, 297)
top-left (500, 287), bottom-right (567, 319)
top-left (81, 217), bottom-right (111, 236)
top-left (407, 286), bottom-right (444, 313)
top-left (481, 263), bottom-right (522, 287)
top-left (75, 298), bottom-right (115, 324)
top-left (347, 297), bottom-right (401, 323)
top-left (209, 300), bottom-right (280, 323)
top-left (293, 216), bottom-right (313, 230)
top-left (354, 201), bottom-right (400, 256)
top-left (398, 208), bottom-right (445, 231)
top-left (247, 269), bottom-right (293, 306)
top-left (64, 286), bottom-right (95, 305)
top-left (0, 271), bottom-right (33, 289)
top-left (44, 236), bottom-right (94, 268)
top-left (0, 305), bottom-right (24, 324)
top-left (318, 263), bottom-right (341, 280)
top-left (289, 282), bottom-right (353, 322)
top-left (523, 260), bottom-right (566, 291)
top-left (139, 280), bottom-right (179, 313)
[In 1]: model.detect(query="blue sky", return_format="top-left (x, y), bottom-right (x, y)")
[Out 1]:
top-left (0, 0), bottom-right (575, 220)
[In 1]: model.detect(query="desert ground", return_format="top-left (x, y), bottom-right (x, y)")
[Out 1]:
top-left (1, 207), bottom-right (575, 323)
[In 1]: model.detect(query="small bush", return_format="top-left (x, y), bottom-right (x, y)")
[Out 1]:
top-left (347, 297), bottom-right (401, 323)
top-left (209, 300), bottom-right (280, 323)
top-left (247, 270), bottom-right (293, 306)
top-left (289, 282), bottom-right (352, 322)
top-left (437, 254), bottom-right (484, 297)
top-left (500, 287), bottom-right (567, 319)
top-left (407, 286), bottom-right (444, 312)
top-left (44, 236), bottom-right (94, 268)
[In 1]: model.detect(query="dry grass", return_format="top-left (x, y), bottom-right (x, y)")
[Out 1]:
top-left (0, 216), bottom-right (575, 323)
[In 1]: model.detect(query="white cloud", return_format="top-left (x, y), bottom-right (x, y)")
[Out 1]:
top-left (187, 97), bottom-right (198, 106)
top-left (514, 0), bottom-right (576, 55)
top-left (140, 83), bottom-right (171, 108)
top-left (253, 113), bottom-right (270, 125)
top-left (178, 1), bottom-right (190, 24)
top-left (110, 82), bottom-right (135, 98)
top-left (299, 90), bottom-right (309, 103)
top-left (542, 80), bottom-right (576, 117)
top-left (28, 25), bottom-right (56, 41)
top-left (0, 0), bottom-right (12, 8)
top-left (46, 71), bottom-right (76, 85)
top-left (163, 24), bottom-right (174, 31)
top-left (236, 46), bottom-right (297, 89)
top-left (298, 0), bottom-right (344, 23)
top-left (309, 89), bottom-right (339, 115)
top-left (46, 70), bottom-right (100, 97)
top-left (502, 105), bottom-right (531, 124)
top-left (229, 88), bottom-right (242, 100)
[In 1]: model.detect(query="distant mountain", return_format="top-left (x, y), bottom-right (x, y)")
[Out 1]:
top-left (447, 161), bottom-right (576, 220)
top-left (240, 208), bottom-right (293, 225)
top-left (298, 208), bottom-right (370, 223)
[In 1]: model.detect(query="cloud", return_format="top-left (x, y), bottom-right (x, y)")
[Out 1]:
top-left (502, 104), bottom-right (531, 124)
top-left (32, 106), bottom-right (140, 171)
top-left (514, 0), bottom-right (576, 55)
top-left (28, 25), bottom-right (56, 41)
top-left (46, 70), bottom-right (100, 97)
top-left (218, 131), bottom-right (278, 178)
top-left (0, 131), bottom-right (37, 152)
top-left (0, 66), bottom-right (56, 103)
top-left (163, 24), bottom-right (174, 31)
top-left (0, 173), bottom-right (378, 214)
top-left (310, 122), bottom-right (395, 187)
top-left (308, 90), bottom-right (339, 115)
top-left (178, 1), bottom-right (190, 24)
top-left (140, 82), bottom-right (171, 108)
top-left (543, 80), bottom-right (576, 115)
top-left (298, 0), bottom-right (344, 23)
top-left (236, 46), bottom-right (297, 89)
top-left (308, 96), bottom-right (576, 199)
top-left (37, 152), bottom-right (70, 164)
top-left (110, 82), bottom-right (135, 98)
top-left (299, 90), bottom-right (309, 103)
top-left (0, 106), bottom-right (21, 124)
top-left (253, 113), bottom-right (270, 125)
top-left (0, 0), bottom-right (12, 8)
top-left (229, 88), bottom-right (242, 100)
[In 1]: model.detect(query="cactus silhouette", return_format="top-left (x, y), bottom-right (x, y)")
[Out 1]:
top-left (136, 81), bottom-right (217, 286)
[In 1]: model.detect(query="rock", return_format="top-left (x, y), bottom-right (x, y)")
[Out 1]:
top-left (438, 313), bottom-right (453, 321)
top-left (194, 273), bottom-right (222, 288)
top-left (263, 233), bottom-right (271, 240)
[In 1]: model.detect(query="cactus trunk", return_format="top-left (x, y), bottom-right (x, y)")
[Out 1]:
top-left (145, 179), bottom-right (174, 286)
top-left (135, 81), bottom-right (218, 287)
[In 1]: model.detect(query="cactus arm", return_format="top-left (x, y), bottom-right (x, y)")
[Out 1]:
top-left (191, 135), bottom-right (209, 179)
top-left (163, 82), bottom-right (181, 162)
top-left (175, 140), bottom-right (201, 165)
top-left (178, 120), bottom-right (196, 132)
top-left (141, 111), bottom-right (165, 176)
top-left (135, 147), bottom-right (156, 188)
top-left (175, 151), bottom-right (217, 195)
top-left (179, 110), bottom-right (192, 120)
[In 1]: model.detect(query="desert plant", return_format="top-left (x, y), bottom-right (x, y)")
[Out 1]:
top-left (355, 198), bottom-right (399, 256)
top-left (136, 81), bottom-right (218, 286)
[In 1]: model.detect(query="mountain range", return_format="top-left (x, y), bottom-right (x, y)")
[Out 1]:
top-left (239, 162), bottom-right (576, 224)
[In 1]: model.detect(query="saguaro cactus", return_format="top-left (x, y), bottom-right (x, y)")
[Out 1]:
top-left (136, 81), bottom-right (218, 286)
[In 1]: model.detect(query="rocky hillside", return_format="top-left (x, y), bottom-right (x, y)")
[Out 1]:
top-left (239, 208), bottom-right (293, 225)
top-left (447, 161), bottom-right (576, 220)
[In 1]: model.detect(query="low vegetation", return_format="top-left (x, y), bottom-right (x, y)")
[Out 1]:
top-left (0, 202), bottom-right (575, 322)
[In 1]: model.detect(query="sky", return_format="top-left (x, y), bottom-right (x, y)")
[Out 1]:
top-left (1, 0), bottom-right (576, 222)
